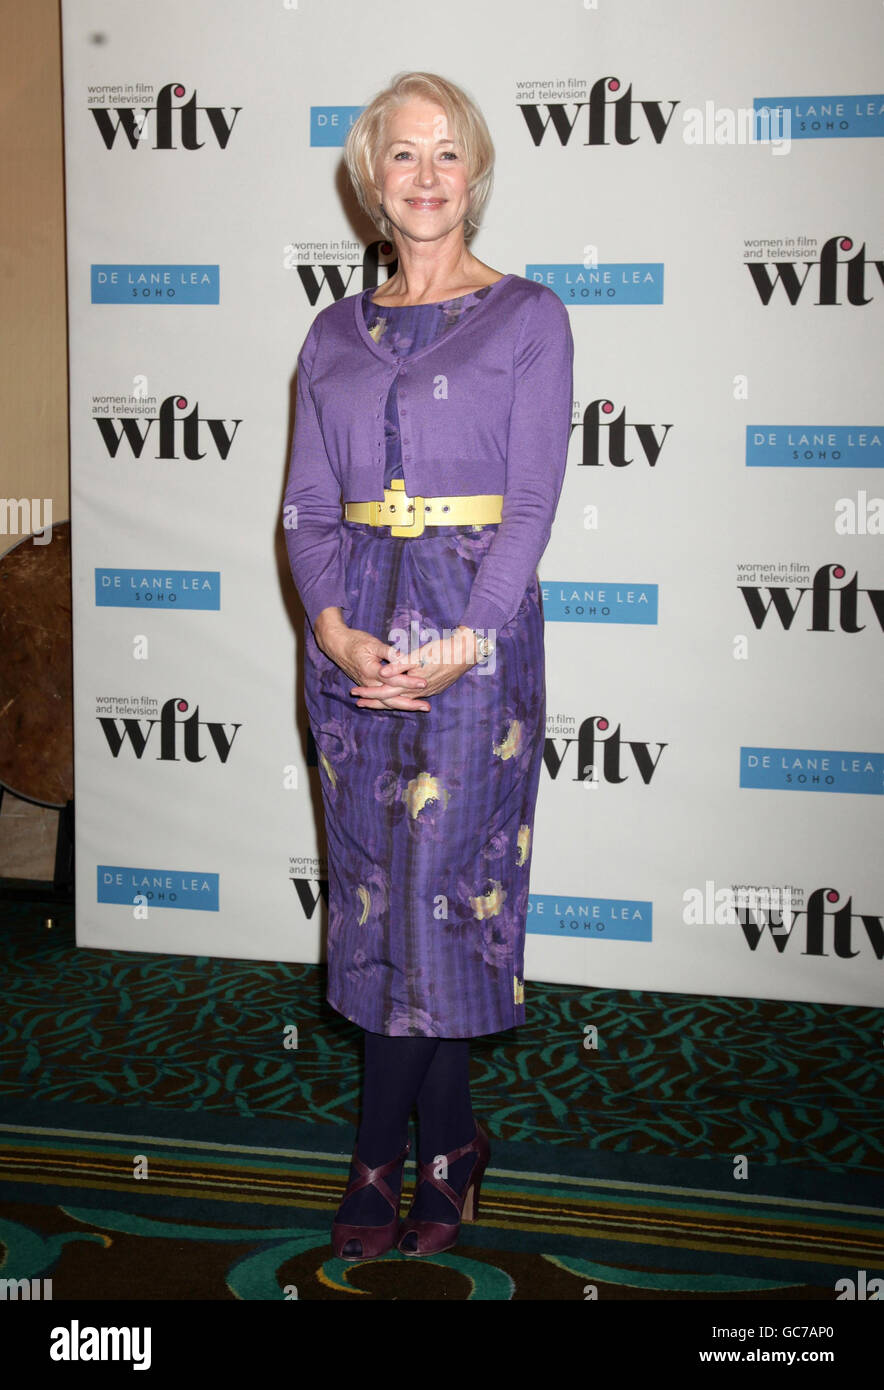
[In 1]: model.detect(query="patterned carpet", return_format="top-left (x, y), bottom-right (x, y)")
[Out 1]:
top-left (1, 897), bottom-right (882, 1300)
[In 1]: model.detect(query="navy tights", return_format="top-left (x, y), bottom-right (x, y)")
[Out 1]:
top-left (335, 1029), bottom-right (479, 1229)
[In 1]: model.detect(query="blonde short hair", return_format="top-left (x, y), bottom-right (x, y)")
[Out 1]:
top-left (344, 71), bottom-right (495, 245)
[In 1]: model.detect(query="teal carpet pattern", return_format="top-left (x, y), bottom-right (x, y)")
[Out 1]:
top-left (1, 901), bottom-right (882, 1300)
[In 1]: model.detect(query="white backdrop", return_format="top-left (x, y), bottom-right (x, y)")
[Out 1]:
top-left (61, 0), bottom-right (883, 1006)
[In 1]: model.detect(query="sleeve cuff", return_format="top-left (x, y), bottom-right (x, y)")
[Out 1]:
top-left (456, 595), bottom-right (511, 637)
top-left (305, 587), bottom-right (349, 630)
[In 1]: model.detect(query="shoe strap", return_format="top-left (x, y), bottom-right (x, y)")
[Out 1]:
top-left (342, 1139), bottom-right (410, 1214)
top-left (415, 1124), bottom-right (482, 1206)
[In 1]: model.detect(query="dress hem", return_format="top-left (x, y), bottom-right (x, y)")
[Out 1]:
top-left (326, 992), bottom-right (526, 1040)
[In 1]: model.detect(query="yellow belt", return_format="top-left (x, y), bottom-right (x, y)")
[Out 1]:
top-left (344, 478), bottom-right (503, 538)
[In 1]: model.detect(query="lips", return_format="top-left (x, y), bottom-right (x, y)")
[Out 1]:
top-left (406, 199), bottom-right (445, 209)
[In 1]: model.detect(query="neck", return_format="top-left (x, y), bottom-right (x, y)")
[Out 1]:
top-left (375, 237), bottom-right (483, 303)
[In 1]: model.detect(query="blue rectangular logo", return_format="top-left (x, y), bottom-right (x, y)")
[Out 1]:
top-left (754, 94), bottom-right (884, 140)
top-left (310, 106), bottom-right (364, 145)
top-left (746, 426), bottom-right (883, 467)
top-left (97, 865), bottom-right (220, 910)
top-left (526, 263), bottom-right (664, 305)
top-left (95, 569), bottom-right (221, 609)
top-left (527, 893), bottom-right (652, 940)
top-left (541, 582), bottom-right (658, 624)
top-left (740, 747), bottom-right (884, 795)
top-left (91, 265), bottom-right (220, 304)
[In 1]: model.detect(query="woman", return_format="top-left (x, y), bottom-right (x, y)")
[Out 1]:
top-left (283, 70), bottom-right (573, 1260)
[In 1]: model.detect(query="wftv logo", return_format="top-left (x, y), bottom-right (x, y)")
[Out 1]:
top-left (746, 234), bottom-right (884, 305)
top-left (90, 83), bottom-right (240, 149)
top-left (518, 78), bottom-right (680, 146)
top-left (94, 395), bottom-right (242, 460)
top-left (544, 715), bottom-right (665, 785)
top-left (98, 698), bottom-right (241, 762)
top-left (283, 241), bottom-right (394, 306)
top-left (573, 398), bottom-right (673, 468)
top-left (739, 564), bottom-right (883, 633)
top-left (290, 877), bottom-right (329, 919)
top-left (739, 887), bottom-right (882, 960)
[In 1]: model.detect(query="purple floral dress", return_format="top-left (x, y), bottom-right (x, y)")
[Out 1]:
top-left (302, 284), bottom-right (546, 1037)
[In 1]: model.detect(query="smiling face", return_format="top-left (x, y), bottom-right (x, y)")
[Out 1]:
top-left (373, 97), bottom-right (472, 244)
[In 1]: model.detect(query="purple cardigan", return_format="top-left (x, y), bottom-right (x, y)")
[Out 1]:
top-left (283, 273), bottom-right (574, 634)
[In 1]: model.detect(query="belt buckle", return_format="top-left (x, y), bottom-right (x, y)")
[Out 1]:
top-left (390, 487), bottom-right (425, 537)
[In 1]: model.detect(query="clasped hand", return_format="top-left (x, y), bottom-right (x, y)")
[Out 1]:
top-left (316, 621), bottom-right (478, 712)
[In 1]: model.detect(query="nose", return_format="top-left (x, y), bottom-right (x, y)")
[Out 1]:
top-left (414, 155), bottom-right (439, 189)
